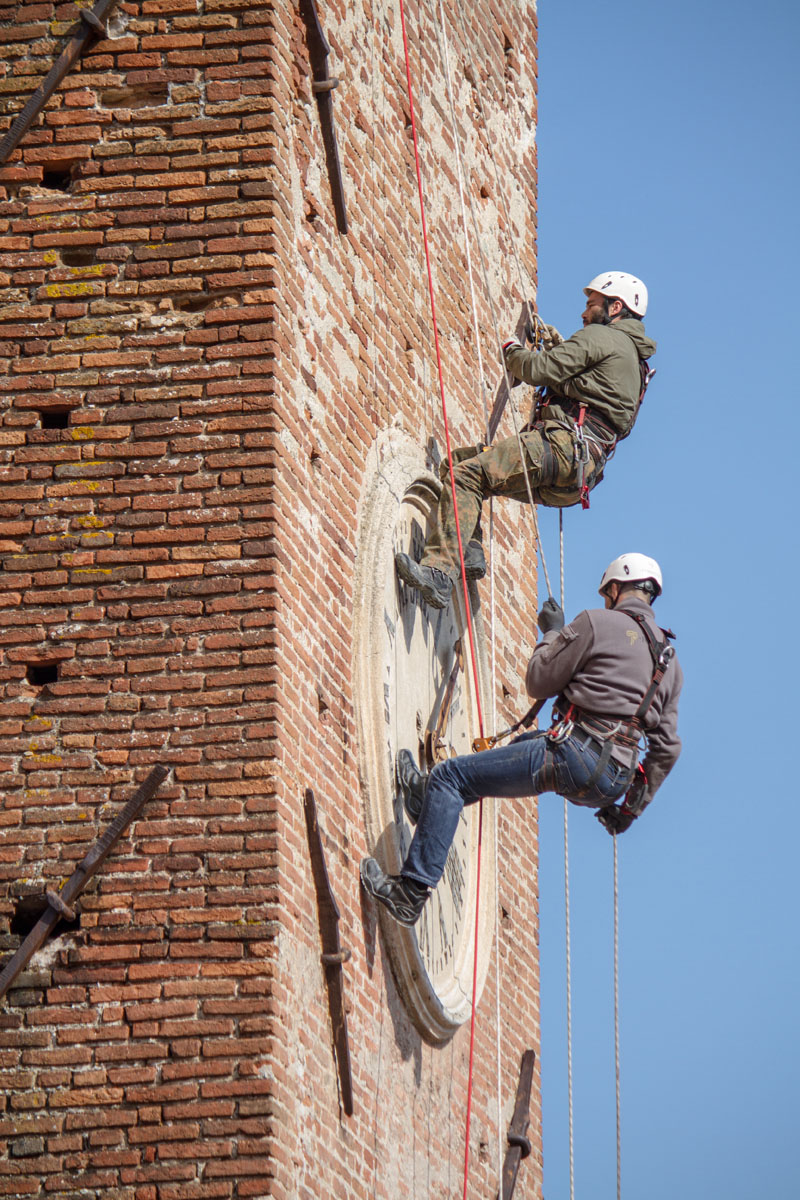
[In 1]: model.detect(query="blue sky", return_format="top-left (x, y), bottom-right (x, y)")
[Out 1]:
top-left (533, 2), bottom-right (799, 1197)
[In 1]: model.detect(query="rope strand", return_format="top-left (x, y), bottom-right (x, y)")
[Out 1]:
top-left (614, 836), bottom-right (622, 1200)
top-left (431, 12), bottom-right (503, 1185)
top-left (564, 799), bottom-right (575, 1200)
top-left (395, 6), bottom-right (487, 1195)
top-left (558, 525), bottom-right (575, 1200)
top-left (397, 8), bottom-right (569, 1195)
top-left (395, 0), bottom-right (485, 742)
top-left (430, 2), bottom-right (553, 598)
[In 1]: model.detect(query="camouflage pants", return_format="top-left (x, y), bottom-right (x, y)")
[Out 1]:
top-left (420, 424), bottom-right (606, 575)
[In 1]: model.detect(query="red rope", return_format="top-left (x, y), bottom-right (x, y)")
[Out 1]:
top-left (396, 3), bottom-right (485, 1195)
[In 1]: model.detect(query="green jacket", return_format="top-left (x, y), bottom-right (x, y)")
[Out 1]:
top-left (504, 319), bottom-right (657, 438)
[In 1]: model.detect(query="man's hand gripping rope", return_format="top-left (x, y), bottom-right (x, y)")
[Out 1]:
top-left (596, 765), bottom-right (649, 836)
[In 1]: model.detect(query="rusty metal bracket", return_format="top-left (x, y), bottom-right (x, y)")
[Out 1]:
top-left (298, 0), bottom-right (349, 234)
top-left (303, 787), bottom-right (354, 1116)
top-left (0, 765), bottom-right (169, 1002)
top-left (497, 1049), bottom-right (536, 1200)
top-left (486, 301), bottom-right (543, 443)
top-left (0, 0), bottom-right (121, 167)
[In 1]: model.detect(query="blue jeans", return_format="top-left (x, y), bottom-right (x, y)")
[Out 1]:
top-left (402, 732), bottom-right (632, 888)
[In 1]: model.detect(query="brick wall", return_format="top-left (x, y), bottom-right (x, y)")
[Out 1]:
top-left (0, 1), bottom-right (542, 1196)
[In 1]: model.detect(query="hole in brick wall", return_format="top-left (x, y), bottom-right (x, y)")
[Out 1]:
top-left (41, 167), bottom-right (74, 192)
top-left (172, 291), bottom-right (238, 313)
top-left (99, 83), bottom-right (169, 109)
top-left (10, 894), bottom-right (80, 941)
top-left (60, 247), bottom-right (96, 268)
top-left (26, 662), bottom-right (59, 686)
top-left (39, 407), bottom-right (71, 429)
top-left (171, 294), bottom-right (208, 312)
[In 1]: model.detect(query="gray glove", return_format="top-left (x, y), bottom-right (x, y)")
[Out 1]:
top-left (537, 598), bottom-right (565, 634)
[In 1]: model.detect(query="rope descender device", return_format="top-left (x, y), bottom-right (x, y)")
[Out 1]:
top-left (525, 310), bottom-right (547, 353)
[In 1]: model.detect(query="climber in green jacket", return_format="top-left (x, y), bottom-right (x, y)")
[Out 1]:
top-left (395, 271), bottom-right (657, 609)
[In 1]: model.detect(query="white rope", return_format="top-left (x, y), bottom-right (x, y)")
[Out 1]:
top-left (435, 0), bottom-right (491, 441)
top-left (563, 800), bottom-right (575, 1200)
top-left (451, 7), bottom-right (538, 343)
top-left (429, 4), bottom-right (553, 598)
top-left (490, 500), bottom-right (503, 1189)
top-left (433, 10), bottom-right (503, 1186)
top-left (614, 836), bottom-right (622, 1200)
top-left (559, 516), bottom-right (575, 1200)
top-left (428, 15), bottom-right (575, 1194)
top-left (559, 510), bottom-right (565, 614)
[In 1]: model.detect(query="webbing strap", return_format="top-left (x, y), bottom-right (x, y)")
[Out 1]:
top-left (620, 610), bottom-right (675, 729)
top-left (574, 404), bottom-right (591, 510)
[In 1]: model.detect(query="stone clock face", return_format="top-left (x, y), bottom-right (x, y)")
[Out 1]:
top-left (354, 430), bottom-right (495, 1043)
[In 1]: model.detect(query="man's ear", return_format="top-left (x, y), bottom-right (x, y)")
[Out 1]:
top-left (609, 298), bottom-right (624, 319)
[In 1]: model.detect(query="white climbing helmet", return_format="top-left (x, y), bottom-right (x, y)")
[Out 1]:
top-left (599, 553), bottom-right (663, 597)
top-left (584, 271), bottom-right (648, 317)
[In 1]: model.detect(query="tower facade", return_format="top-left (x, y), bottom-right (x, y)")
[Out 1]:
top-left (0, 1), bottom-right (542, 1195)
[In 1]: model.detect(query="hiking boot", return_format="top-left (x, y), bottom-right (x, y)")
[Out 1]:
top-left (360, 857), bottom-right (430, 927)
top-left (396, 749), bottom-right (426, 825)
top-left (463, 539), bottom-right (486, 580)
top-left (395, 553), bottom-right (453, 610)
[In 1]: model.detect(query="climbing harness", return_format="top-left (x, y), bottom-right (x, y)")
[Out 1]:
top-left (612, 609), bottom-right (676, 748)
top-left (474, 609), bottom-right (674, 773)
top-left (520, 328), bottom-right (656, 512)
top-left (527, 389), bottom-right (620, 511)
top-left (545, 612), bottom-right (675, 799)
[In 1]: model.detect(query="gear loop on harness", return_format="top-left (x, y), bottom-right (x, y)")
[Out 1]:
top-left (546, 703), bottom-right (575, 745)
top-left (572, 406), bottom-right (591, 509)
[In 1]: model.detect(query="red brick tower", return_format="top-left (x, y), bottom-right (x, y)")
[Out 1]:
top-left (0, 1), bottom-right (542, 1195)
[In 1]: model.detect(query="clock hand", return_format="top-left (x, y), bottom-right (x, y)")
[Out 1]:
top-left (423, 638), bottom-right (464, 768)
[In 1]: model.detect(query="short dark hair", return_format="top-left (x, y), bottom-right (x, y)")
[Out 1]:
top-left (603, 297), bottom-right (642, 323)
